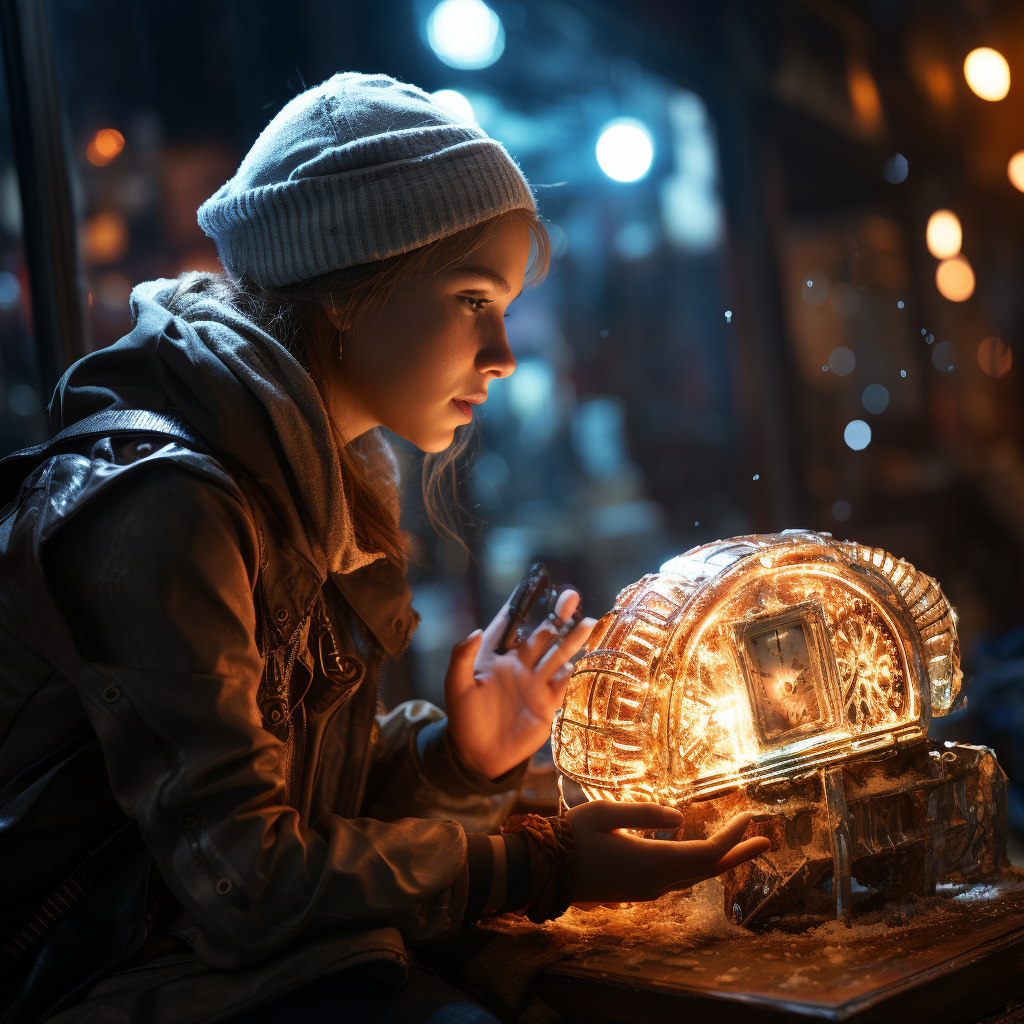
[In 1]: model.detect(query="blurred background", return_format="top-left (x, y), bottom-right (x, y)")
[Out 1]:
top-left (3, 0), bottom-right (1024, 822)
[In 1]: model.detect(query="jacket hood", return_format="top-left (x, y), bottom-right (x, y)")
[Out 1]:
top-left (50, 277), bottom-right (391, 578)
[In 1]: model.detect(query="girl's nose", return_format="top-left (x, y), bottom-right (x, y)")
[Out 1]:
top-left (478, 326), bottom-right (516, 379)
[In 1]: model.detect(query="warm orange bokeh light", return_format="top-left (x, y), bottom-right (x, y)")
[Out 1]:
top-left (85, 128), bottom-right (125, 167)
top-left (964, 47), bottom-right (1010, 101)
top-left (926, 209), bottom-right (962, 259)
top-left (847, 65), bottom-right (883, 133)
top-left (977, 337), bottom-right (1012, 377)
top-left (935, 255), bottom-right (975, 302)
top-left (1008, 151), bottom-right (1024, 193)
top-left (82, 211), bottom-right (129, 265)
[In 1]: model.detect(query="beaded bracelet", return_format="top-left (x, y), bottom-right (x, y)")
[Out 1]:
top-left (500, 813), bottom-right (575, 923)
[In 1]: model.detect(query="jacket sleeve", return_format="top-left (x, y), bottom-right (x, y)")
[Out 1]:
top-left (362, 701), bottom-right (527, 834)
top-left (44, 464), bottom-right (470, 969)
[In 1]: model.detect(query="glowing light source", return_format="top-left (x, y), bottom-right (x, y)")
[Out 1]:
top-left (86, 128), bottom-right (125, 167)
top-left (926, 210), bottom-right (962, 259)
top-left (935, 255), bottom-right (975, 302)
top-left (82, 210), bottom-right (129, 265)
top-left (1008, 151), bottom-right (1024, 193)
top-left (426, 0), bottom-right (505, 70)
top-left (844, 419), bottom-right (871, 450)
top-left (964, 47), bottom-right (1010, 101)
top-left (596, 120), bottom-right (654, 183)
top-left (977, 336), bottom-right (1012, 377)
top-left (430, 89), bottom-right (475, 122)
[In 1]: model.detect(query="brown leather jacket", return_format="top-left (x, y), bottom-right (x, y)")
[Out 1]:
top-left (0, 282), bottom-right (523, 1024)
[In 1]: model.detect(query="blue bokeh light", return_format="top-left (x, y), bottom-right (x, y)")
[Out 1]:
top-left (596, 119), bottom-right (654, 182)
top-left (426, 0), bottom-right (505, 70)
top-left (844, 420), bottom-right (872, 451)
top-left (430, 89), bottom-right (475, 122)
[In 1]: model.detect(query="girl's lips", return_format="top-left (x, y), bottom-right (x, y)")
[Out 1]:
top-left (453, 399), bottom-right (473, 420)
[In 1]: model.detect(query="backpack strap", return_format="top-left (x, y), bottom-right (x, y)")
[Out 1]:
top-left (0, 409), bottom-right (198, 507)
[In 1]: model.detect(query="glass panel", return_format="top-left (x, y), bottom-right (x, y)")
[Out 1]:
top-left (0, 43), bottom-right (47, 455)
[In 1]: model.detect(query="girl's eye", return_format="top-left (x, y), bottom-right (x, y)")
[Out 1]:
top-left (461, 296), bottom-right (490, 312)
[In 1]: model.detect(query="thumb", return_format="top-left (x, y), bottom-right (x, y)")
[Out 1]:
top-left (445, 630), bottom-right (483, 698)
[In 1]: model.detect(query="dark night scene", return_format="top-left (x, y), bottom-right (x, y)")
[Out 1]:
top-left (3, 1), bottom-right (1024, 1022)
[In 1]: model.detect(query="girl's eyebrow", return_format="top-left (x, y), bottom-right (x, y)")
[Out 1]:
top-left (456, 266), bottom-right (512, 293)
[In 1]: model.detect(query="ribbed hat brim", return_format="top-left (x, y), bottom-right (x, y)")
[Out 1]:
top-left (198, 139), bottom-right (535, 288)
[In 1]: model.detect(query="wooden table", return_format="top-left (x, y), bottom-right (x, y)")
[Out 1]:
top-left (529, 888), bottom-right (1024, 1023)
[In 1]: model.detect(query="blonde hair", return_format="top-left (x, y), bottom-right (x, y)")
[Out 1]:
top-left (169, 208), bottom-right (550, 567)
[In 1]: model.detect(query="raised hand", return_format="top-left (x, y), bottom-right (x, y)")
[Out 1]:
top-left (568, 801), bottom-right (771, 904)
top-left (445, 590), bottom-right (596, 780)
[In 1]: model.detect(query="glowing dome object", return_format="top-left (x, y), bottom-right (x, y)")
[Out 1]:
top-left (596, 120), bottom-right (654, 183)
top-left (430, 89), bottom-right (475, 122)
top-left (935, 255), bottom-right (975, 302)
top-left (1008, 150), bottom-right (1024, 193)
top-left (551, 532), bottom-right (1001, 930)
top-left (964, 47), bottom-right (1010, 101)
top-left (977, 336), bottom-right (1012, 378)
top-left (926, 209), bottom-right (962, 259)
top-left (426, 0), bottom-right (505, 70)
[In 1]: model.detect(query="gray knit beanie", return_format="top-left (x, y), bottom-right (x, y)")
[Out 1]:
top-left (197, 72), bottom-right (535, 288)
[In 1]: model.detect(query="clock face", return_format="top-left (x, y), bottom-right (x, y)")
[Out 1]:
top-left (747, 622), bottom-right (823, 737)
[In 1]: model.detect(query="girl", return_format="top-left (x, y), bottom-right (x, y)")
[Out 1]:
top-left (0, 73), bottom-right (767, 1024)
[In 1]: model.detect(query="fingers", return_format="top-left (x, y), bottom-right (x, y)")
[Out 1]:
top-left (707, 835), bottom-right (772, 875)
top-left (535, 616), bottom-right (596, 681)
top-left (518, 589), bottom-right (582, 667)
top-left (479, 602), bottom-right (511, 652)
top-left (444, 630), bottom-right (483, 699)
top-left (681, 813), bottom-right (755, 859)
top-left (568, 799), bottom-right (683, 833)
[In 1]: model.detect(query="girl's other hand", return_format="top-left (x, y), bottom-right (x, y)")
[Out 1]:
top-left (567, 802), bottom-right (771, 905)
top-left (445, 590), bottom-right (595, 780)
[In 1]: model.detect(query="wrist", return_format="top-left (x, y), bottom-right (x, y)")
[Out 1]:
top-left (483, 834), bottom-right (506, 912)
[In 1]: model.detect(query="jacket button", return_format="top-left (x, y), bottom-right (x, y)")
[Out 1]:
top-left (102, 686), bottom-right (120, 703)
top-left (275, 608), bottom-right (289, 622)
top-left (180, 813), bottom-right (198, 829)
top-left (339, 657), bottom-right (362, 681)
top-left (215, 878), bottom-right (232, 895)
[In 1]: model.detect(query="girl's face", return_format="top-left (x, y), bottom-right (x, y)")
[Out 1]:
top-left (328, 216), bottom-right (531, 452)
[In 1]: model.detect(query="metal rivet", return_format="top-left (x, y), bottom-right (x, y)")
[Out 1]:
top-left (275, 608), bottom-right (289, 621)
top-left (180, 813), bottom-right (198, 829)
top-left (215, 878), bottom-right (232, 895)
top-left (268, 707), bottom-right (283, 723)
top-left (102, 686), bottom-right (120, 703)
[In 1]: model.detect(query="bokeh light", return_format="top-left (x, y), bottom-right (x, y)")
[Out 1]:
top-left (882, 153), bottom-right (908, 184)
top-left (932, 340), bottom-right (958, 372)
top-left (82, 210), bottom-right (129, 264)
top-left (844, 420), bottom-right (871, 450)
top-left (596, 120), bottom-right (654, 182)
top-left (1008, 151), bottom-right (1024, 193)
top-left (977, 336), bottom-right (1012, 377)
top-left (935, 255), bottom-right (975, 302)
top-left (964, 47), bottom-right (1010, 101)
top-left (926, 209), bottom-right (962, 259)
top-left (430, 88), bottom-right (475, 122)
top-left (832, 500), bottom-right (852, 522)
top-left (862, 384), bottom-right (889, 414)
top-left (801, 271), bottom-right (829, 306)
top-left (426, 0), bottom-right (505, 70)
top-left (86, 128), bottom-right (125, 167)
top-left (828, 346), bottom-right (856, 376)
